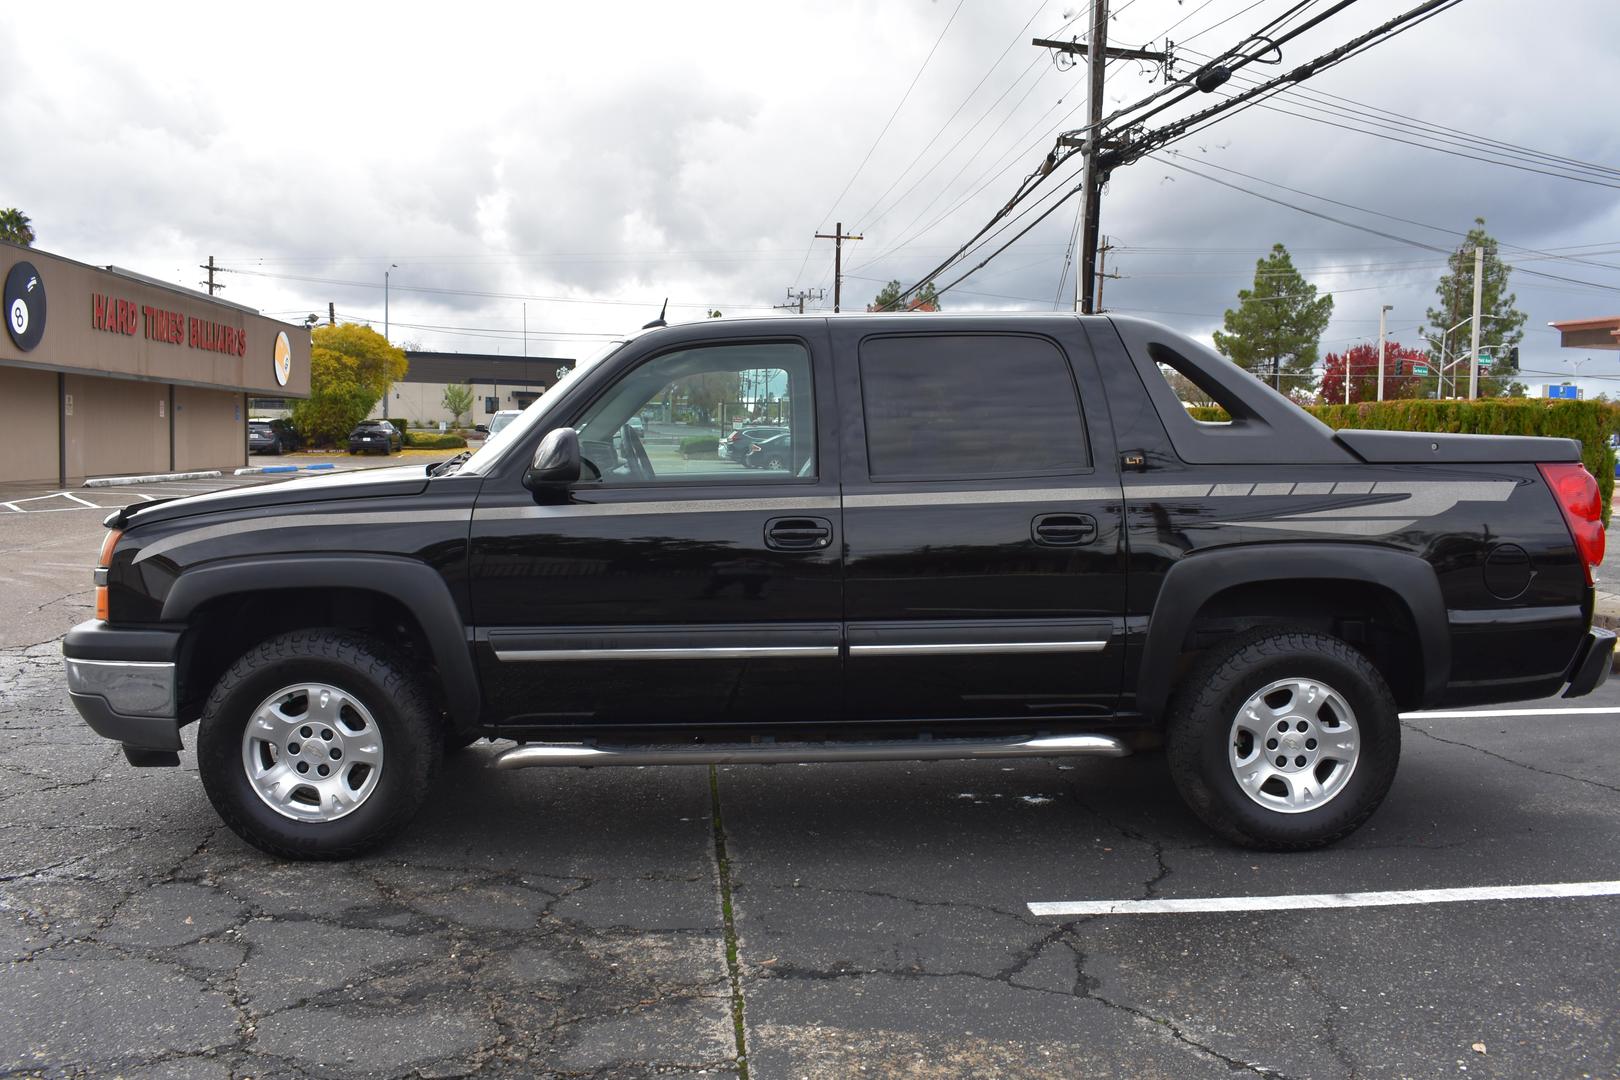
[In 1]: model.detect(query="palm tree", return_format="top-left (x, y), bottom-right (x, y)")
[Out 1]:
top-left (0, 208), bottom-right (35, 247)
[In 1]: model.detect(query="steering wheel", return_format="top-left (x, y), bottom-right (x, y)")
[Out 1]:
top-left (621, 423), bottom-right (655, 481)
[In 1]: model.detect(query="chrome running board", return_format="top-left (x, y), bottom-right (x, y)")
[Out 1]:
top-left (492, 733), bottom-right (1129, 770)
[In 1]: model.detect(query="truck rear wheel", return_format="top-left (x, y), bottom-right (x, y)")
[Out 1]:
top-left (1166, 629), bottom-right (1400, 851)
top-left (197, 629), bottom-right (442, 860)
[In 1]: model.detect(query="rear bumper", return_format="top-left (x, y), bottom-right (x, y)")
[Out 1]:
top-left (1564, 627), bottom-right (1615, 698)
top-left (62, 620), bottom-right (183, 751)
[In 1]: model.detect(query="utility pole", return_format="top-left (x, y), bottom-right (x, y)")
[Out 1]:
top-left (776, 287), bottom-right (826, 314)
top-left (1036, 16), bottom-right (1166, 314)
top-left (199, 256), bottom-right (222, 296)
top-left (1376, 303), bottom-right (1392, 401)
top-left (1077, 1), bottom-right (1108, 315)
top-left (813, 223), bottom-right (862, 313)
top-left (1093, 236), bottom-right (1121, 312)
top-left (1467, 246), bottom-right (1484, 399)
top-left (328, 302), bottom-right (335, 327)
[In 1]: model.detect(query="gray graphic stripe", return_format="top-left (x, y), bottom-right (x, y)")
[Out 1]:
top-left (845, 487), bottom-right (1116, 509)
top-left (474, 496), bottom-right (841, 521)
top-left (133, 510), bottom-right (470, 563)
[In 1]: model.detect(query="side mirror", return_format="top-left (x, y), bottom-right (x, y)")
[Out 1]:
top-left (523, 427), bottom-right (583, 490)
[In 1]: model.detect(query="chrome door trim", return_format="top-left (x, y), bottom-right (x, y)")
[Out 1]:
top-left (493, 644), bottom-right (840, 662)
top-left (849, 640), bottom-right (1107, 657)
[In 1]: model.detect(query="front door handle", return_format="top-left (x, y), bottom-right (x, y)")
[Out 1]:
top-left (1032, 513), bottom-right (1097, 546)
top-left (765, 516), bottom-right (833, 551)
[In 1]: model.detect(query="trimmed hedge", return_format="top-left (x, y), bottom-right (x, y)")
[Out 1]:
top-left (680, 436), bottom-right (719, 457)
top-left (403, 432), bottom-right (468, 450)
top-left (1189, 399), bottom-right (1619, 522)
top-left (384, 417), bottom-right (407, 434)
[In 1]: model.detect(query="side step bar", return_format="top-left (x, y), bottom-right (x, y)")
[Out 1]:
top-left (492, 733), bottom-right (1129, 770)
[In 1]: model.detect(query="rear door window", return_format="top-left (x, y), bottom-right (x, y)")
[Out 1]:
top-left (858, 334), bottom-right (1088, 481)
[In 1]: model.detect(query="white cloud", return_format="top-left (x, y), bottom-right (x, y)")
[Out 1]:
top-left (2, 0), bottom-right (1618, 390)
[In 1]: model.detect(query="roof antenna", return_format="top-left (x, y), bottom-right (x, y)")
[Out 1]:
top-left (641, 298), bottom-right (668, 330)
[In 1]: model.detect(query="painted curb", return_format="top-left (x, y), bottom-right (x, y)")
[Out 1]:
top-left (84, 470), bottom-right (223, 488)
top-left (235, 463), bottom-right (342, 475)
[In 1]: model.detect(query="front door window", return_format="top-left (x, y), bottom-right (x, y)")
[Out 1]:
top-left (573, 342), bottom-right (815, 484)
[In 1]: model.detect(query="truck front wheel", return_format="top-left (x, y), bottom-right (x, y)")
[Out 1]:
top-left (1166, 629), bottom-right (1400, 851)
top-left (197, 629), bottom-right (442, 860)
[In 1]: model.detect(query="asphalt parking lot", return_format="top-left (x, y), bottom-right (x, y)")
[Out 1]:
top-left (2, 474), bottom-right (1618, 1078)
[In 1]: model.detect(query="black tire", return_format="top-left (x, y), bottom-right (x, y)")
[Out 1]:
top-left (1165, 628), bottom-right (1400, 851)
top-left (197, 629), bottom-right (442, 860)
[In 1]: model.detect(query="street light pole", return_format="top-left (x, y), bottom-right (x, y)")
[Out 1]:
top-left (1377, 304), bottom-right (1392, 401)
top-left (384, 263), bottom-right (398, 343)
top-left (1467, 246), bottom-right (1484, 399)
top-left (383, 262), bottom-right (399, 420)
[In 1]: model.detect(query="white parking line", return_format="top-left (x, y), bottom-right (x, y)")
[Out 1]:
top-left (1027, 880), bottom-right (1620, 917)
top-left (1401, 707), bottom-right (1620, 719)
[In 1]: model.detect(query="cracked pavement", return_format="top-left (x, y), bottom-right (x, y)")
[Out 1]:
top-left (3, 484), bottom-right (1619, 1077)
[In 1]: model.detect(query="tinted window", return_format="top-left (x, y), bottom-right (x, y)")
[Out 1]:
top-left (859, 334), bottom-right (1087, 480)
top-left (574, 342), bottom-right (815, 485)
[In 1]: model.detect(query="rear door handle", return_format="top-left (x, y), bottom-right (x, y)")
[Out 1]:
top-left (1032, 513), bottom-right (1097, 546)
top-left (765, 516), bottom-right (833, 551)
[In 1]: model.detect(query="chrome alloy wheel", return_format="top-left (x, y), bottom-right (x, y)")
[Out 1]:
top-left (1228, 677), bottom-right (1360, 814)
top-left (241, 683), bottom-right (384, 822)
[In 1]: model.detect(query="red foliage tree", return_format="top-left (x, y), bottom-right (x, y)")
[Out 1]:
top-left (1319, 341), bottom-right (1432, 404)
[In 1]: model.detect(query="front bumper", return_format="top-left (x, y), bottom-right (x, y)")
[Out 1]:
top-left (62, 620), bottom-right (183, 751)
top-left (1564, 627), bottom-right (1616, 698)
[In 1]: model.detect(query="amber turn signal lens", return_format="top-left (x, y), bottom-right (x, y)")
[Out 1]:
top-left (95, 530), bottom-right (122, 622)
top-left (98, 529), bottom-right (122, 568)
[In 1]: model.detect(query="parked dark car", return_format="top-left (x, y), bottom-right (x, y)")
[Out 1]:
top-left (67, 314), bottom-right (1613, 859)
top-left (248, 419), bottom-right (300, 455)
top-left (725, 425), bottom-right (788, 462)
top-left (347, 421), bottom-right (402, 455)
top-left (745, 432), bottom-right (793, 470)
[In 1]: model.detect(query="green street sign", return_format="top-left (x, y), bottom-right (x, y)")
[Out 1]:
top-left (1413, 364), bottom-right (1429, 375)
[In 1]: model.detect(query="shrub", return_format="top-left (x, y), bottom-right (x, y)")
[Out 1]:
top-left (384, 417), bottom-right (408, 434)
top-left (403, 432), bottom-right (467, 450)
top-left (680, 436), bottom-right (719, 457)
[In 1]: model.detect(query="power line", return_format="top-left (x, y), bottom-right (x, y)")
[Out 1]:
top-left (792, 0), bottom-right (967, 287)
top-left (1148, 154), bottom-right (1620, 295)
top-left (214, 265), bottom-right (775, 312)
top-left (851, 0), bottom-right (1054, 233)
top-left (893, 0), bottom-right (1471, 304)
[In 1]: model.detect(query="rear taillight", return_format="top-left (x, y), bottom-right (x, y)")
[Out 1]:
top-left (1538, 463), bottom-right (1605, 585)
top-left (94, 529), bottom-right (121, 621)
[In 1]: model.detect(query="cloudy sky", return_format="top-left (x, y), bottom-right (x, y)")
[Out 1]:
top-left (5, 0), bottom-right (1619, 395)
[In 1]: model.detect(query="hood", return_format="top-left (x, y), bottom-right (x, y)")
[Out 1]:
top-left (110, 464), bottom-right (434, 530)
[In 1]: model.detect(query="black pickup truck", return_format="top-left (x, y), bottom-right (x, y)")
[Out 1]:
top-left (64, 314), bottom-right (1613, 859)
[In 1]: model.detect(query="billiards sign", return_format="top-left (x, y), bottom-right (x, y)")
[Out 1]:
top-left (4, 260), bottom-right (46, 352)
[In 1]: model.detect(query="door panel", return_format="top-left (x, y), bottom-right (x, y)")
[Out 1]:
top-left (834, 325), bottom-right (1126, 724)
top-left (469, 333), bottom-right (841, 732)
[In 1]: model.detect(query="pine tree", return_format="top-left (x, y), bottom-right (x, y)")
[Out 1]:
top-left (1212, 243), bottom-right (1333, 394)
top-left (1425, 217), bottom-right (1526, 396)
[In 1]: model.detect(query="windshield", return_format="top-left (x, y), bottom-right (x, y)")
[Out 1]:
top-left (457, 338), bottom-right (629, 475)
top-left (487, 413), bottom-right (518, 436)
